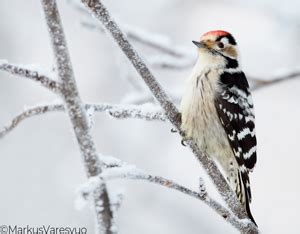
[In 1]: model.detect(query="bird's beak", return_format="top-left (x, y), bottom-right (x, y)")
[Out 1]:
top-left (192, 40), bottom-right (206, 49)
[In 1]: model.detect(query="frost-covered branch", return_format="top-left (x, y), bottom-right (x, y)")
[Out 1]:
top-left (78, 157), bottom-right (254, 233)
top-left (0, 104), bottom-right (63, 139)
top-left (103, 171), bottom-right (253, 232)
top-left (0, 60), bottom-right (61, 93)
top-left (40, 0), bottom-right (113, 233)
top-left (0, 103), bottom-right (165, 139)
top-left (107, 103), bottom-right (165, 121)
top-left (81, 0), bottom-right (258, 232)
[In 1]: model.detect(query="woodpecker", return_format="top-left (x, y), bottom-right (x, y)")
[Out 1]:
top-left (180, 30), bottom-right (257, 224)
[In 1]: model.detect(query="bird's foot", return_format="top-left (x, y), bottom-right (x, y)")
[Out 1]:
top-left (171, 128), bottom-right (177, 133)
top-left (181, 134), bottom-right (191, 147)
top-left (181, 139), bottom-right (187, 146)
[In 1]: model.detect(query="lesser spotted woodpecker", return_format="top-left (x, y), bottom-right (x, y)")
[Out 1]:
top-left (180, 30), bottom-right (257, 224)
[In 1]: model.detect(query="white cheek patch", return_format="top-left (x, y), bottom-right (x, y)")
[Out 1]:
top-left (220, 37), bottom-right (229, 45)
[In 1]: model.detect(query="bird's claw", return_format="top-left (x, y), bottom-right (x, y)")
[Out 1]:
top-left (181, 139), bottom-right (187, 146)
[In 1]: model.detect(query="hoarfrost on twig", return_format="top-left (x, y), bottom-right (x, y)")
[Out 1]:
top-left (0, 60), bottom-right (61, 93)
top-left (0, 103), bottom-right (166, 139)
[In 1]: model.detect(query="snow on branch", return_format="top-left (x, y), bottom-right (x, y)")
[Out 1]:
top-left (40, 0), bottom-right (113, 232)
top-left (0, 103), bottom-right (165, 139)
top-left (79, 155), bottom-right (254, 232)
top-left (0, 60), bottom-right (61, 93)
top-left (107, 103), bottom-right (165, 121)
top-left (81, 1), bottom-right (258, 232)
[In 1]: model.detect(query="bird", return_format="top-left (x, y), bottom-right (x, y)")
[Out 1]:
top-left (180, 30), bottom-right (257, 225)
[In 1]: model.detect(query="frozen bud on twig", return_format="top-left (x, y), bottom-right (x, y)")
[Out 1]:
top-left (75, 176), bottom-right (103, 210)
top-left (98, 154), bottom-right (123, 168)
top-left (199, 177), bottom-right (207, 197)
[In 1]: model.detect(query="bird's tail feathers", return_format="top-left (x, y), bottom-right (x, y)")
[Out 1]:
top-left (238, 170), bottom-right (257, 226)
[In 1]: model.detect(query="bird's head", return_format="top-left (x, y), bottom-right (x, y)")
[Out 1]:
top-left (193, 30), bottom-right (238, 60)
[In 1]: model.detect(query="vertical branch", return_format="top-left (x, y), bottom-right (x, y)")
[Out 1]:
top-left (40, 1), bottom-right (113, 233)
top-left (81, 1), bottom-right (257, 231)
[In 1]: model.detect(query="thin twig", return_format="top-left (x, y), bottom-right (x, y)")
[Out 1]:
top-left (0, 104), bottom-right (63, 139)
top-left (0, 60), bottom-right (61, 93)
top-left (250, 70), bottom-right (300, 90)
top-left (0, 103), bottom-right (165, 139)
top-left (40, 1), bottom-right (113, 233)
top-left (80, 19), bottom-right (195, 69)
top-left (81, 2), bottom-right (258, 233)
top-left (71, 3), bottom-right (194, 60)
top-left (96, 165), bottom-right (254, 232)
top-left (107, 104), bottom-right (165, 121)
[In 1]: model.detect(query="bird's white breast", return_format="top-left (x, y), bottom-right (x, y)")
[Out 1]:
top-left (180, 55), bottom-right (233, 164)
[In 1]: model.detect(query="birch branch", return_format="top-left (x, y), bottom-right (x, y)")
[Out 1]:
top-left (40, 1), bottom-right (113, 233)
top-left (81, 0), bottom-right (258, 232)
top-left (0, 60), bottom-right (61, 93)
top-left (0, 103), bottom-right (165, 139)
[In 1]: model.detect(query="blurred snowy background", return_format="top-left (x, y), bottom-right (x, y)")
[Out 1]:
top-left (0, 0), bottom-right (300, 233)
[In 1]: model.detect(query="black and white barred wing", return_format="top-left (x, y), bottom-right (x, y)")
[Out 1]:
top-left (214, 72), bottom-right (257, 224)
top-left (215, 71), bottom-right (257, 171)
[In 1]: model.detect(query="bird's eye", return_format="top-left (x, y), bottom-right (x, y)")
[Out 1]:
top-left (218, 42), bottom-right (224, 49)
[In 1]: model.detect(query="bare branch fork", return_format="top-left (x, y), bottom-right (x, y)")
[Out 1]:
top-left (40, 0), bottom-right (113, 233)
top-left (81, 0), bottom-right (258, 232)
